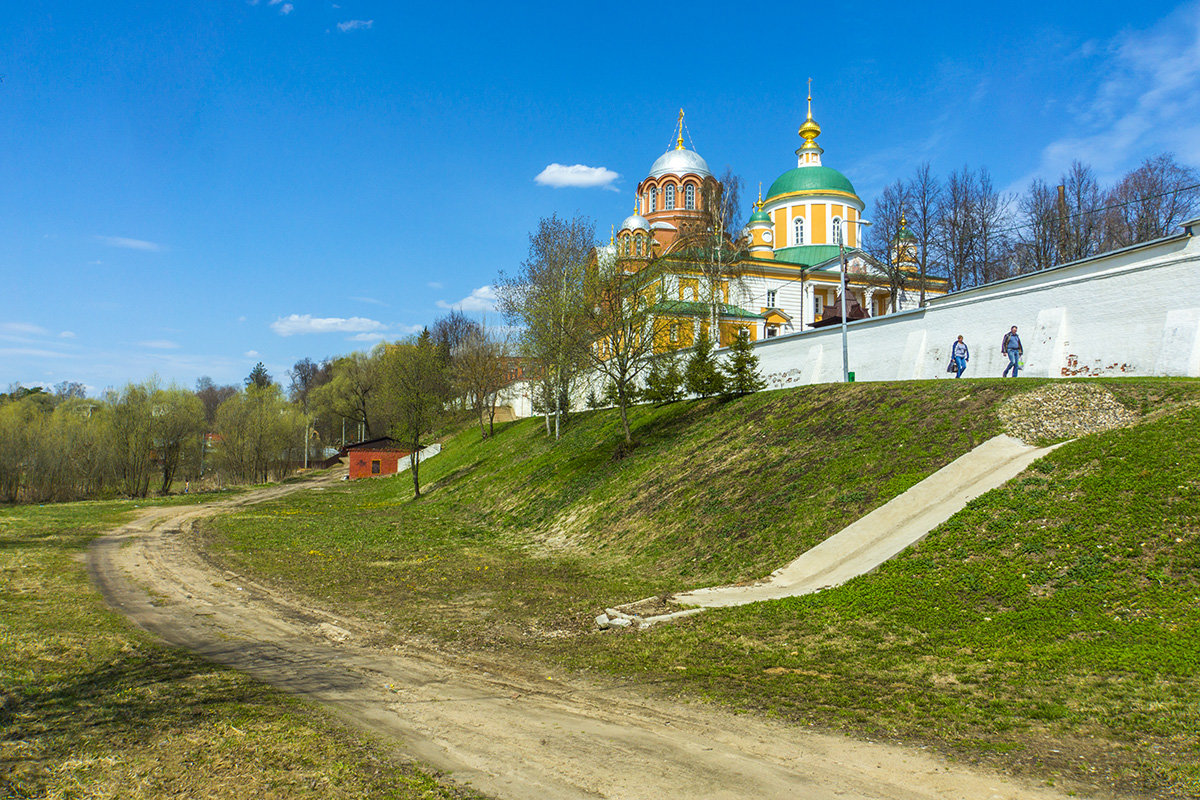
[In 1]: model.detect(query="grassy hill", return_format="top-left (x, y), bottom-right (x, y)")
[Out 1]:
top-left (201, 378), bottom-right (1200, 798)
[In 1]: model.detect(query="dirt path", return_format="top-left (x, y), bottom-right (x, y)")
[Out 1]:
top-left (89, 477), bottom-right (1085, 800)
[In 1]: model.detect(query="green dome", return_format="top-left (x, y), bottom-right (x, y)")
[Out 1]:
top-left (896, 224), bottom-right (917, 241)
top-left (766, 166), bottom-right (857, 200)
top-left (748, 209), bottom-right (771, 224)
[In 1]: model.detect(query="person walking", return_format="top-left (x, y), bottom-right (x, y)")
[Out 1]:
top-left (951, 335), bottom-right (969, 378)
top-left (1001, 325), bottom-right (1023, 377)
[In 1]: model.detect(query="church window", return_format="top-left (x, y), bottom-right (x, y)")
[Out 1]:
top-left (793, 217), bottom-right (804, 246)
top-left (814, 294), bottom-right (823, 317)
top-left (669, 323), bottom-right (679, 344)
top-left (832, 217), bottom-right (844, 245)
top-left (649, 187), bottom-right (657, 213)
top-left (766, 289), bottom-right (777, 307)
top-left (665, 184), bottom-right (675, 210)
top-left (685, 184), bottom-right (695, 210)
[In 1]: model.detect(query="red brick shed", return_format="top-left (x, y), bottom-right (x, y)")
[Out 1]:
top-left (344, 437), bottom-right (412, 480)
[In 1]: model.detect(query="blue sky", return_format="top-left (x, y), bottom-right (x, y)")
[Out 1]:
top-left (3, 0), bottom-right (1198, 393)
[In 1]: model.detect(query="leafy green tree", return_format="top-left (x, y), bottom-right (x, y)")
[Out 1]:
top-left (685, 326), bottom-right (725, 398)
top-left (722, 330), bottom-right (765, 396)
top-left (107, 381), bottom-right (157, 497)
top-left (152, 387), bottom-right (205, 494)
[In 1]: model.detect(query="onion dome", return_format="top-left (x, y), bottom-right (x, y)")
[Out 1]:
top-left (765, 166), bottom-right (857, 200)
top-left (648, 108), bottom-right (712, 178)
top-left (621, 195), bottom-right (651, 232)
top-left (621, 212), bottom-right (651, 233)
top-left (896, 213), bottom-right (917, 241)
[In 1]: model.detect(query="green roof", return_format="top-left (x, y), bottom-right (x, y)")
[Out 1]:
top-left (653, 301), bottom-right (764, 320)
top-left (772, 244), bottom-right (846, 266)
top-left (748, 209), bottom-right (772, 224)
top-left (896, 225), bottom-right (917, 241)
top-left (765, 166), bottom-right (858, 200)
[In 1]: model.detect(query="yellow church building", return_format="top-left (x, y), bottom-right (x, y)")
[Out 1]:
top-left (606, 91), bottom-right (946, 349)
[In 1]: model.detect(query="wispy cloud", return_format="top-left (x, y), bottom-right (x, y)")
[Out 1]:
top-left (139, 339), bottom-right (181, 350)
top-left (348, 332), bottom-right (388, 343)
top-left (426, 281), bottom-right (443, 290)
top-left (535, 163), bottom-right (620, 190)
top-left (1, 322), bottom-right (49, 337)
top-left (97, 235), bottom-right (164, 252)
top-left (60, 331), bottom-right (76, 339)
top-left (245, 350), bottom-right (259, 358)
top-left (270, 314), bottom-right (386, 336)
top-left (436, 286), bottom-right (497, 312)
top-left (279, 2), bottom-right (293, 13)
top-left (337, 19), bottom-right (373, 32)
top-left (1022, 2), bottom-right (1200, 185)
top-left (350, 295), bottom-right (388, 306)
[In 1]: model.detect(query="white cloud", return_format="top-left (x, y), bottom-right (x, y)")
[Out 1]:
top-left (1, 322), bottom-right (48, 337)
top-left (426, 281), bottom-right (444, 290)
top-left (96, 235), bottom-right (164, 252)
top-left (337, 19), bottom-right (373, 32)
top-left (139, 339), bottom-right (181, 350)
top-left (60, 331), bottom-right (76, 339)
top-left (350, 295), bottom-right (388, 306)
top-left (348, 332), bottom-right (388, 343)
top-left (436, 285), bottom-right (497, 312)
top-left (270, 313), bottom-right (386, 336)
top-left (245, 350), bottom-right (259, 357)
top-left (1022, 2), bottom-right (1200, 185)
top-left (280, 2), bottom-right (293, 13)
top-left (535, 163), bottom-right (620, 190)
top-left (0, 347), bottom-right (71, 359)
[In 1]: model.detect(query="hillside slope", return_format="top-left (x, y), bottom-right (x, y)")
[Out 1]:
top-left (202, 378), bottom-right (1200, 797)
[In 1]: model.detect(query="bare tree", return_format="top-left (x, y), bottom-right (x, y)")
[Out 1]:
top-left (1105, 153), bottom-right (1200, 248)
top-left (571, 247), bottom-right (670, 446)
top-left (1057, 160), bottom-right (1104, 263)
top-left (938, 166), bottom-right (978, 292)
top-left (972, 168), bottom-right (1013, 285)
top-left (864, 179), bottom-right (910, 311)
top-left (672, 168), bottom-right (747, 339)
top-left (906, 162), bottom-right (941, 305)
top-left (454, 319), bottom-right (511, 439)
top-left (1015, 177), bottom-right (1059, 273)
top-left (385, 333), bottom-right (449, 499)
top-left (496, 214), bottom-right (592, 440)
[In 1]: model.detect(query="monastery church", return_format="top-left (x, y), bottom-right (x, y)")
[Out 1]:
top-left (604, 90), bottom-right (947, 348)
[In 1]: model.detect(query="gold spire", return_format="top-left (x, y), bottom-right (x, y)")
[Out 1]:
top-left (610, 224), bottom-right (615, 244)
top-left (798, 78), bottom-right (822, 148)
top-left (675, 108), bottom-right (685, 150)
top-left (900, 212), bottom-right (908, 229)
top-left (756, 182), bottom-right (764, 211)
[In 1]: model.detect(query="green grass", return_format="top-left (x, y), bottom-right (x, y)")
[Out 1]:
top-left (0, 499), bottom-right (485, 799)
top-left (199, 378), bottom-right (1200, 797)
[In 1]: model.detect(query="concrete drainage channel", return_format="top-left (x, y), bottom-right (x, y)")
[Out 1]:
top-left (595, 434), bottom-right (1067, 631)
top-left (595, 599), bottom-right (706, 630)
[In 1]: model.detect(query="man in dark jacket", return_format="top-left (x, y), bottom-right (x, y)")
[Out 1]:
top-left (1002, 326), bottom-right (1023, 377)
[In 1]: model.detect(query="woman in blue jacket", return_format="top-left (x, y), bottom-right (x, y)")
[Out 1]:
top-left (951, 335), bottom-right (969, 378)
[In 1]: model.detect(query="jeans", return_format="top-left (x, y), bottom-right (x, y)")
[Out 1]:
top-left (954, 356), bottom-right (967, 378)
top-left (1003, 349), bottom-right (1021, 377)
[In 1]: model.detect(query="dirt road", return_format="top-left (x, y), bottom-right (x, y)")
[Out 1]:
top-left (89, 477), bottom-right (1083, 800)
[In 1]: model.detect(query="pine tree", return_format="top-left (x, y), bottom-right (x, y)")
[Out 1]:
top-left (722, 329), bottom-right (765, 396)
top-left (644, 354), bottom-right (684, 404)
top-left (685, 326), bottom-right (725, 398)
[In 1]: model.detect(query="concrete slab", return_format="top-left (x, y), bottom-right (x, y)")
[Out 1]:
top-left (673, 434), bottom-right (1062, 608)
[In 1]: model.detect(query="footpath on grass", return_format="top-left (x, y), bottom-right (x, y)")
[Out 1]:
top-left (88, 475), bottom-right (1082, 800)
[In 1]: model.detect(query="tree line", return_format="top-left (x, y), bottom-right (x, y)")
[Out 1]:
top-left (0, 315), bottom-right (513, 504)
top-left (865, 153), bottom-right (1200, 298)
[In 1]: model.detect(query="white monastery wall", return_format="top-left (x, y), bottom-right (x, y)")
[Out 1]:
top-left (753, 232), bottom-right (1200, 386)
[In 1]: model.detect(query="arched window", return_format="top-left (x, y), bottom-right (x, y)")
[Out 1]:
top-left (622, 236), bottom-right (630, 256)
top-left (635, 234), bottom-right (643, 256)
top-left (649, 187), bottom-right (657, 213)
top-left (793, 217), bottom-right (804, 246)
top-left (685, 184), bottom-right (695, 210)
top-left (832, 217), bottom-right (843, 245)
top-left (665, 184), bottom-right (675, 210)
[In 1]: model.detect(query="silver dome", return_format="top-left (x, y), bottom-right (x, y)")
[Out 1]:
top-left (648, 147), bottom-right (712, 179)
top-left (620, 213), bottom-right (651, 232)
